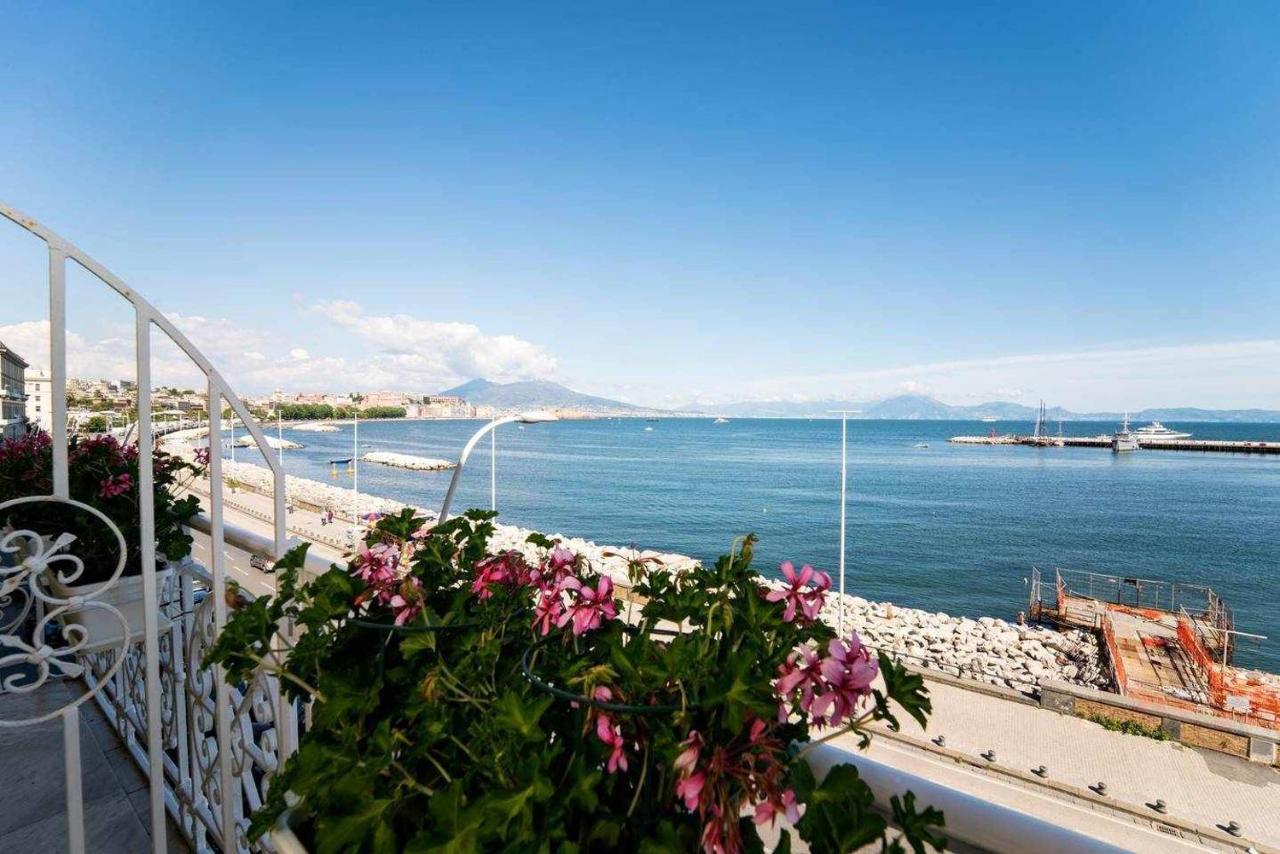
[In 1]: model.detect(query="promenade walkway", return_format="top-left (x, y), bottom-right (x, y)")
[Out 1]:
top-left (827, 676), bottom-right (1279, 852)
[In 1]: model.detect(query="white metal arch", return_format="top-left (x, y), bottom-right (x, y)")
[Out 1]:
top-left (0, 202), bottom-right (293, 853)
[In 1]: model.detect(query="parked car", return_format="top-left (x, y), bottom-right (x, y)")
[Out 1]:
top-left (249, 553), bottom-right (274, 574)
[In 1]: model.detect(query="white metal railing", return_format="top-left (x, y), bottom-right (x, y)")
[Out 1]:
top-left (0, 202), bottom-right (293, 854)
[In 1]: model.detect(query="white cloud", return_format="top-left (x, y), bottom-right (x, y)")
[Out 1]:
top-left (311, 300), bottom-right (557, 388)
top-left (2, 302), bottom-right (560, 398)
top-left (719, 339), bottom-right (1280, 411)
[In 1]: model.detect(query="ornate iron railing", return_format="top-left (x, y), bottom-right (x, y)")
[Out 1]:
top-left (0, 202), bottom-right (292, 854)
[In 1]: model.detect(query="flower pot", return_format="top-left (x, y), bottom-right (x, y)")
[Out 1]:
top-left (47, 562), bottom-right (175, 653)
top-left (269, 809), bottom-right (309, 854)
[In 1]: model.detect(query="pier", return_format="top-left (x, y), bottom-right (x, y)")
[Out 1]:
top-left (949, 434), bottom-right (1280, 454)
top-left (1029, 568), bottom-right (1278, 733)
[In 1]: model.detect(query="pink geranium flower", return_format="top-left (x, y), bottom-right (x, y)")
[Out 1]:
top-left (98, 473), bottom-right (133, 498)
top-left (673, 729), bottom-right (705, 811)
top-left (752, 788), bottom-right (800, 827)
top-left (773, 645), bottom-right (824, 721)
top-left (531, 591), bottom-right (563, 636)
top-left (810, 634), bottom-right (879, 727)
top-left (351, 541), bottom-right (400, 602)
top-left (387, 577), bottom-right (424, 626)
top-left (676, 769), bottom-right (705, 811)
top-left (557, 575), bottom-right (617, 636)
top-left (595, 712), bottom-right (628, 774)
top-left (674, 730), bottom-right (703, 774)
top-left (765, 561), bottom-right (830, 623)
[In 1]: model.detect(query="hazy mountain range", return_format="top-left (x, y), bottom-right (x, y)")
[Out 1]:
top-left (439, 378), bottom-right (655, 413)
top-left (691, 394), bottom-right (1280, 422)
top-left (440, 380), bottom-right (1280, 422)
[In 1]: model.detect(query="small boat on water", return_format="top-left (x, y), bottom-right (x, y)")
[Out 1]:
top-left (644, 426), bottom-right (654, 432)
top-left (713, 417), bottom-right (730, 424)
top-left (914, 442), bottom-right (930, 449)
top-left (980, 415), bottom-right (999, 423)
top-left (1133, 421), bottom-right (1192, 441)
top-left (1112, 414), bottom-right (1139, 453)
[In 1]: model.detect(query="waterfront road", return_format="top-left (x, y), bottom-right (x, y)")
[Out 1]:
top-left (829, 676), bottom-right (1279, 852)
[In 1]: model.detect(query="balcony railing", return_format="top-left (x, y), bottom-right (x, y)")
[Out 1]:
top-left (0, 201), bottom-right (291, 854)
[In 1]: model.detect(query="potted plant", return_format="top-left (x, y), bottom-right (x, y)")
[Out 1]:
top-left (0, 432), bottom-right (204, 606)
top-left (209, 509), bottom-right (944, 853)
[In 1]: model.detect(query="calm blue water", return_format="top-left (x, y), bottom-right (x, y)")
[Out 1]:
top-left (245, 418), bottom-right (1280, 671)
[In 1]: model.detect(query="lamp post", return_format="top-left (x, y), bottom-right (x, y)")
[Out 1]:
top-left (439, 410), bottom-right (557, 522)
top-left (347, 407), bottom-right (360, 543)
top-left (829, 409), bottom-right (860, 635)
top-left (274, 388), bottom-right (283, 464)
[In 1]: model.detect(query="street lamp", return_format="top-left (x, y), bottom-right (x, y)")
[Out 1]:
top-left (438, 410), bottom-right (558, 522)
top-left (274, 388), bottom-right (283, 464)
top-left (829, 409), bottom-right (860, 635)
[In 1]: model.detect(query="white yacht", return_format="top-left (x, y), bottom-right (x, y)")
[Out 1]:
top-left (713, 416), bottom-right (730, 424)
top-left (1133, 421), bottom-right (1192, 441)
top-left (980, 415), bottom-right (999, 423)
top-left (1112, 414), bottom-right (1139, 453)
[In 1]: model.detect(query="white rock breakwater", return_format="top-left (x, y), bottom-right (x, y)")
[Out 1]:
top-left (362, 451), bottom-right (454, 471)
top-left (235, 435), bottom-right (303, 450)
top-left (219, 459), bottom-right (410, 517)
top-left (810, 590), bottom-right (1109, 695)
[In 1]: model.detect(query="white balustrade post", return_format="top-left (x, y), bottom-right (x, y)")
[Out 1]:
top-left (62, 708), bottom-right (84, 854)
top-left (135, 311), bottom-right (168, 854)
top-left (207, 383), bottom-right (238, 844)
top-left (49, 246), bottom-right (68, 497)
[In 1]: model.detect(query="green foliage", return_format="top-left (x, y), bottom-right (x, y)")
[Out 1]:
top-left (0, 432), bottom-right (204, 583)
top-left (1085, 712), bottom-right (1170, 740)
top-left (209, 518), bottom-right (943, 853)
top-left (360, 405), bottom-right (407, 419)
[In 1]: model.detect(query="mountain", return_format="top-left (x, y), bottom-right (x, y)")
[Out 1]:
top-left (439, 379), bottom-right (653, 414)
top-left (697, 394), bottom-right (1280, 422)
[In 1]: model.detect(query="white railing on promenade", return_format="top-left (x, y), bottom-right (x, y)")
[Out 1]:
top-left (0, 203), bottom-right (292, 854)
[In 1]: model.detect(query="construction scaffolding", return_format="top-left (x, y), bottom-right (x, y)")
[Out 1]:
top-left (1028, 567), bottom-right (1276, 731)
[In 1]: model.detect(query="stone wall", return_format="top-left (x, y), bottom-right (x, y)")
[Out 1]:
top-left (1040, 679), bottom-right (1279, 766)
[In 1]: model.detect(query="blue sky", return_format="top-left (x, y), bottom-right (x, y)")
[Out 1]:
top-left (2, 2), bottom-right (1279, 410)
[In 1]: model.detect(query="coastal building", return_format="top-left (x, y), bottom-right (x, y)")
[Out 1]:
top-left (0, 339), bottom-right (28, 440)
top-left (24, 367), bottom-right (52, 434)
top-left (405, 395), bottom-right (476, 418)
top-left (361, 390), bottom-right (409, 408)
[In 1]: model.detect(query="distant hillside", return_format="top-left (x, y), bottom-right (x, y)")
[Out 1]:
top-left (439, 378), bottom-right (651, 413)
top-left (698, 393), bottom-right (1280, 422)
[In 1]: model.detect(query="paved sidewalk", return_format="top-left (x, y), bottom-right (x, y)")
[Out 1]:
top-left (829, 676), bottom-right (1279, 851)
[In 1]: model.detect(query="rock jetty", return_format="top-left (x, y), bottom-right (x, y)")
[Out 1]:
top-left (363, 451), bottom-right (454, 471)
top-left (293, 422), bottom-right (340, 432)
top-left (235, 434), bottom-right (303, 450)
top-left (814, 592), bottom-right (1109, 695)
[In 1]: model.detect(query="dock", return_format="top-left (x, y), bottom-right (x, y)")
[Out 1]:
top-left (1030, 568), bottom-right (1279, 731)
top-left (949, 434), bottom-right (1280, 454)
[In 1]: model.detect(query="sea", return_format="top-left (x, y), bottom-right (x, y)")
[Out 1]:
top-left (250, 418), bottom-right (1280, 672)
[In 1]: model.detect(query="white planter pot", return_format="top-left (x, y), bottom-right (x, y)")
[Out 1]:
top-left (48, 562), bottom-right (175, 653)
top-left (269, 811), bottom-right (308, 854)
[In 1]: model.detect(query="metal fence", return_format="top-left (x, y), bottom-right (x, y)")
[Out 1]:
top-left (0, 202), bottom-right (291, 853)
